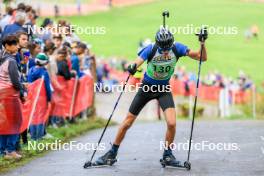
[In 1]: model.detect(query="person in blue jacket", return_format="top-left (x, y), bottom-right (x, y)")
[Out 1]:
top-left (27, 53), bottom-right (51, 140)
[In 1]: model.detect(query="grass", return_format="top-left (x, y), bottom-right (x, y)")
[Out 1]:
top-left (49, 0), bottom-right (264, 85)
top-left (0, 117), bottom-right (114, 173)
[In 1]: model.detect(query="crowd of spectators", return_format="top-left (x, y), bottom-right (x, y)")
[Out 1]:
top-left (174, 66), bottom-right (254, 95)
top-left (0, 3), bottom-right (96, 160)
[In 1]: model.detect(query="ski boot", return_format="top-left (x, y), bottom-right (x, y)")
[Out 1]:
top-left (89, 149), bottom-right (117, 168)
top-left (160, 152), bottom-right (182, 168)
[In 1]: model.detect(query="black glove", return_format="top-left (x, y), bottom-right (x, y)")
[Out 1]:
top-left (127, 63), bottom-right (137, 75)
top-left (197, 27), bottom-right (208, 42)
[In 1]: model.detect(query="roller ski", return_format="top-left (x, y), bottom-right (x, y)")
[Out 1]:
top-left (160, 151), bottom-right (191, 170)
top-left (83, 150), bottom-right (117, 168)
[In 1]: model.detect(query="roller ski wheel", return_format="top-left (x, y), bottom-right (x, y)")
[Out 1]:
top-left (160, 159), bottom-right (166, 168)
top-left (184, 161), bottom-right (191, 170)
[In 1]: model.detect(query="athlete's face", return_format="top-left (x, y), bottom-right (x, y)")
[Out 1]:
top-left (161, 49), bottom-right (170, 57)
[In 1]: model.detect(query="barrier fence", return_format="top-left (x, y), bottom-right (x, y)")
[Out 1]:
top-left (0, 75), bottom-right (94, 135)
top-left (109, 69), bottom-right (254, 104)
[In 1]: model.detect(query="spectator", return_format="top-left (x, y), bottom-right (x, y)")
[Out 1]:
top-left (17, 3), bottom-right (27, 12)
top-left (71, 42), bottom-right (86, 78)
top-left (0, 7), bottom-right (14, 32)
top-left (44, 41), bottom-right (57, 77)
top-left (24, 6), bottom-right (38, 40)
top-left (56, 48), bottom-right (75, 80)
top-left (27, 53), bottom-right (51, 140)
top-left (0, 35), bottom-right (24, 159)
top-left (237, 71), bottom-right (252, 91)
top-left (28, 40), bottom-right (41, 69)
top-left (16, 45), bottom-right (30, 150)
top-left (16, 31), bottom-right (28, 50)
top-left (64, 24), bottom-right (80, 43)
top-left (83, 46), bottom-right (97, 81)
top-left (16, 31), bottom-right (29, 78)
top-left (39, 18), bottom-right (53, 42)
top-left (53, 34), bottom-right (63, 51)
top-left (2, 10), bottom-right (26, 38)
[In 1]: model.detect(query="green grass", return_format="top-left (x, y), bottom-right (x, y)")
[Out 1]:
top-left (50, 0), bottom-right (264, 84)
top-left (0, 117), bottom-right (113, 173)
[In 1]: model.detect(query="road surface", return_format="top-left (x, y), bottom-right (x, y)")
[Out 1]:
top-left (2, 120), bottom-right (264, 176)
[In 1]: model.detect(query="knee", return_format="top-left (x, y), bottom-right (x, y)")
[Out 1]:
top-left (123, 121), bottom-right (132, 130)
top-left (122, 113), bottom-right (136, 130)
top-left (167, 121), bottom-right (176, 130)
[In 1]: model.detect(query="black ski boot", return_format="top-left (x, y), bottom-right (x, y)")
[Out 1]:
top-left (93, 149), bottom-right (117, 166)
top-left (160, 151), bottom-right (181, 168)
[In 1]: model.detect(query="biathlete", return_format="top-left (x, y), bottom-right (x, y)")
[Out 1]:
top-left (94, 27), bottom-right (208, 167)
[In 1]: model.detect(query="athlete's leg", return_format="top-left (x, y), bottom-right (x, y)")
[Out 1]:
top-left (113, 112), bottom-right (137, 145)
top-left (95, 87), bottom-right (153, 164)
top-left (112, 86), bottom-right (154, 146)
top-left (163, 108), bottom-right (176, 147)
top-left (158, 92), bottom-right (180, 166)
top-left (158, 92), bottom-right (176, 148)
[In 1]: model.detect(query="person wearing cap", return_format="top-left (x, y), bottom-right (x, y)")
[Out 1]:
top-left (70, 41), bottom-right (87, 78)
top-left (28, 53), bottom-right (52, 102)
top-left (27, 53), bottom-right (52, 140)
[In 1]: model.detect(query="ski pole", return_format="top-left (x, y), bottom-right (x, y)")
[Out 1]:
top-left (83, 75), bottom-right (130, 168)
top-left (162, 10), bottom-right (169, 28)
top-left (185, 42), bottom-right (205, 168)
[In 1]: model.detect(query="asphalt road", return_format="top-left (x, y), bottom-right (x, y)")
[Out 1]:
top-left (2, 120), bottom-right (264, 176)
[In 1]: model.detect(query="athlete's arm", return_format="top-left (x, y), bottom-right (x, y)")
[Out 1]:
top-left (133, 57), bottom-right (145, 68)
top-left (187, 43), bottom-right (207, 61)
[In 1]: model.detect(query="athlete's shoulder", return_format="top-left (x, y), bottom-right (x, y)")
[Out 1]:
top-left (173, 42), bottom-right (189, 57)
top-left (138, 43), bottom-right (154, 61)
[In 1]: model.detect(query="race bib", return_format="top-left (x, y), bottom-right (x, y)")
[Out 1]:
top-left (146, 51), bottom-right (177, 80)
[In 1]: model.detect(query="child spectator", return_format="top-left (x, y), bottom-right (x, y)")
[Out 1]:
top-left (27, 53), bottom-right (51, 140)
